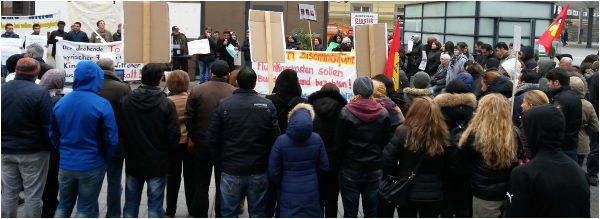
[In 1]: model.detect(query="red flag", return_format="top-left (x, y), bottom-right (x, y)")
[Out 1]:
top-left (536, 4), bottom-right (569, 54)
top-left (384, 18), bottom-right (401, 90)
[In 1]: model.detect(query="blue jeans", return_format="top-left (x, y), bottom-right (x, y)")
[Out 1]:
top-left (220, 172), bottom-right (269, 218)
top-left (123, 175), bottom-right (167, 218)
top-left (54, 164), bottom-right (106, 218)
top-left (339, 168), bottom-right (382, 218)
top-left (562, 148), bottom-right (578, 163)
top-left (105, 158), bottom-right (124, 217)
top-left (198, 60), bottom-right (215, 83)
top-left (588, 132), bottom-right (599, 178)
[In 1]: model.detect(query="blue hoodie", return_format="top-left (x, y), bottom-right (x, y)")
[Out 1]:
top-left (49, 61), bottom-right (118, 171)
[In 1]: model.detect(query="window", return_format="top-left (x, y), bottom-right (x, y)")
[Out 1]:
top-left (573, 10), bottom-right (578, 16)
top-left (13, 1), bottom-right (23, 14)
top-left (405, 4), bottom-right (422, 18)
top-left (351, 3), bottom-right (372, 12)
top-left (583, 12), bottom-right (588, 16)
top-left (567, 10), bottom-right (572, 15)
top-left (395, 5), bottom-right (404, 23)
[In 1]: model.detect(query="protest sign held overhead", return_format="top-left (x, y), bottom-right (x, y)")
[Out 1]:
top-left (299, 4), bottom-right (317, 21)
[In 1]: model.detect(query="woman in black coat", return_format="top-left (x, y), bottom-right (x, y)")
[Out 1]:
top-left (425, 40), bottom-right (442, 76)
top-left (382, 97), bottom-right (449, 217)
top-left (266, 69), bottom-right (307, 134)
top-left (307, 83), bottom-right (347, 218)
top-left (433, 80), bottom-right (476, 218)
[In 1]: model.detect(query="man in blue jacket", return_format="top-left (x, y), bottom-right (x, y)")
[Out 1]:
top-left (50, 61), bottom-right (118, 217)
top-left (66, 22), bottom-right (89, 43)
top-left (1, 58), bottom-right (52, 218)
top-left (1, 23), bottom-right (20, 38)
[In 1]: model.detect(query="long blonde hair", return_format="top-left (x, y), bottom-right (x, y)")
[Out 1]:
top-left (404, 97), bottom-right (449, 156)
top-left (458, 93), bottom-right (516, 169)
top-left (523, 90), bottom-right (549, 106)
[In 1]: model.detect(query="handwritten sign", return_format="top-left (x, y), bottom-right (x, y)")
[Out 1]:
top-left (55, 39), bottom-right (124, 82)
top-left (188, 39), bottom-right (210, 55)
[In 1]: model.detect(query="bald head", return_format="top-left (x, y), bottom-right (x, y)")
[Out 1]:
top-left (97, 58), bottom-right (115, 72)
top-left (559, 57), bottom-right (573, 69)
top-left (15, 58), bottom-right (40, 77)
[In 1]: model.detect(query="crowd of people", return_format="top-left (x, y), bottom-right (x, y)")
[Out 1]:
top-left (2, 19), bottom-right (599, 218)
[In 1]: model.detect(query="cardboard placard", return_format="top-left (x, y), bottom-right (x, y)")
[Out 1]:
top-left (249, 10), bottom-right (285, 63)
top-left (513, 25), bottom-right (522, 53)
top-left (354, 23), bottom-right (387, 78)
top-left (188, 39), bottom-right (211, 55)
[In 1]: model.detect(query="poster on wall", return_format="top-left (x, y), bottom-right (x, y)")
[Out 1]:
top-left (55, 39), bottom-right (125, 82)
top-left (299, 4), bottom-right (317, 21)
top-left (253, 50), bottom-right (357, 100)
top-left (351, 13), bottom-right (378, 26)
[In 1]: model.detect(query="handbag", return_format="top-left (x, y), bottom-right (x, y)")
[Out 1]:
top-left (379, 152), bottom-right (424, 207)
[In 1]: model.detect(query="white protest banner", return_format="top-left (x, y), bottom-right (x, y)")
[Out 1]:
top-left (122, 63), bottom-right (143, 81)
top-left (1, 13), bottom-right (59, 42)
top-left (253, 50), bottom-right (356, 100)
top-left (351, 13), bottom-right (378, 26)
top-left (299, 4), bottom-right (317, 21)
top-left (55, 39), bottom-right (124, 82)
top-left (188, 39), bottom-right (211, 55)
top-left (2, 38), bottom-right (23, 65)
top-left (25, 35), bottom-right (49, 62)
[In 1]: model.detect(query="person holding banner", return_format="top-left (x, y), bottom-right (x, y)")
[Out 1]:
top-left (90, 20), bottom-right (113, 43)
top-left (1, 23), bottom-right (20, 38)
top-left (48, 21), bottom-right (68, 58)
top-left (66, 22), bottom-right (89, 43)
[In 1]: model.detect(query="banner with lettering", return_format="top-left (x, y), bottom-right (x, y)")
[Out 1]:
top-left (253, 50), bottom-right (357, 100)
top-left (1, 13), bottom-right (60, 42)
top-left (351, 13), bottom-right (378, 26)
top-left (55, 39), bottom-right (124, 82)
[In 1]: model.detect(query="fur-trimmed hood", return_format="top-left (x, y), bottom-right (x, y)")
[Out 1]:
top-left (286, 103), bottom-right (316, 141)
top-left (433, 93), bottom-right (477, 108)
top-left (403, 87), bottom-right (433, 97)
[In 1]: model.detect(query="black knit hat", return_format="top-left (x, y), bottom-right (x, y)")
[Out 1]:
top-left (211, 60), bottom-right (230, 77)
top-left (445, 79), bottom-right (470, 94)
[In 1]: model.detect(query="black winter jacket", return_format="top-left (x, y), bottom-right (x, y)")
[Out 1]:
top-left (382, 125), bottom-right (445, 201)
top-left (480, 75), bottom-right (513, 99)
top-left (198, 35), bottom-right (217, 63)
top-left (425, 49), bottom-right (442, 75)
top-left (335, 102), bottom-right (392, 173)
top-left (434, 93), bottom-right (476, 182)
top-left (207, 89), bottom-right (281, 176)
top-left (118, 85), bottom-right (181, 178)
top-left (1, 75), bottom-right (53, 154)
top-left (406, 42), bottom-right (425, 77)
top-left (462, 133), bottom-right (516, 201)
top-left (308, 90), bottom-right (347, 172)
top-left (521, 46), bottom-right (537, 70)
top-left (549, 86), bottom-right (582, 150)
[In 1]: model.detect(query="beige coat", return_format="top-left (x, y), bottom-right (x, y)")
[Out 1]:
top-left (570, 76), bottom-right (599, 155)
top-left (168, 92), bottom-right (189, 144)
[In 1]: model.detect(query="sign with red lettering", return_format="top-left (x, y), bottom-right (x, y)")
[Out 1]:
top-left (351, 13), bottom-right (378, 26)
top-left (55, 39), bottom-right (124, 82)
top-left (253, 50), bottom-right (357, 100)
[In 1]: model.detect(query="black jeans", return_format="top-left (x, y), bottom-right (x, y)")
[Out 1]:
top-left (41, 149), bottom-right (59, 218)
top-left (441, 178), bottom-right (472, 218)
top-left (588, 132), bottom-right (599, 178)
top-left (318, 170), bottom-right (339, 218)
top-left (166, 143), bottom-right (195, 216)
top-left (192, 144), bottom-right (221, 218)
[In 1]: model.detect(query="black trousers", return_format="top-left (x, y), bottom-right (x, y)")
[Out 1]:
top-left (166, 143), bottom-right (195, 216)
top-left (441, 178), bottom-right (472, 218)
top-left (191, 144), bottom-right (221, 218)
top-left (318, 170), bottom-right (339, 218)
top-left (397, 201), bottom-right (442, 218)
top-left (41, 149), bottom-right (59, 218)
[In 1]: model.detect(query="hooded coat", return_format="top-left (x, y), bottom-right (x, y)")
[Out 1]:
top-left (425, 47), bottom-right (442, 76)
top-left (537, 60), bottom-right (556, 93)
top-left (49, 61), bottom-right (118, 171)
top-left (307, 90), bottom-right (347, 171)
top-left (481, 75), bottom-right (513, 99)
top-left (570, 77), bottom-right (599, 155)
top-left (512, 83), bottom-right (539, 127)
top-left (400, 87), bottom-right (433, 114)
top-left (509, 104), bottom-right (590, 217)
top-left (446, 54), bottom-right (468, 84)
top-left (268, 104), bottom-right (329, 218)
top-left (266, 71), bottom-right (307, 133)
top-left (520, 46), bottom-right (537, 70)
top-left (335, 98), bottom-right (392, 173)
top-left (118, 84), bottom-right (181, 178)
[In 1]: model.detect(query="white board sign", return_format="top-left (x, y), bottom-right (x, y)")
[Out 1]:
top-left (55, 39), bottom-right (124, 82)
top-left (351, 13), bottom-right (378, 26)
top-left (299, 4), bottom-right (317, 21)
top-left (513, 25), bottom-right (522, 52)
top-left (122, 63), bottom-right (143, 81)
top-left (2, 38), bottom-right (23, 66)
top-left (188, 39), bottom-right (210, 55)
